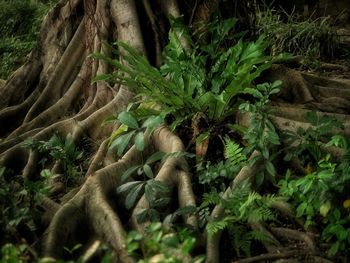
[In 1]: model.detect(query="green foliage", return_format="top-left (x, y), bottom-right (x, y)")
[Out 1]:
top-left (279, 135), bottom-right (350, 256)
top-left (0, 166), bottom-right (51, 247)
top-left (117, 151), bottom-right (194, 221)
top-left (126, 222), bottom-right (204, 263)
top-left (284, 111), bottom-right (343, 163)
top-left (0, 243), bottom-right (30, 263)
top-left (23, 133), bottom-right (84, 183)
top-left (93, 16), bottom-right (280, 130)
top-left (202, 182), bottom-right (280, 256)
top-left (0, 0), bottom-right (55, 79)
top-left (197, 139), bottom-right (246, 190)
top-left (239, 80), bottom-right (281, 185)
top-left (228, 225), bottom-right (274, 258)
top-left (255, 6), bottom-right (338, 61)
top-left (107, 108), bottom-right (163, 156)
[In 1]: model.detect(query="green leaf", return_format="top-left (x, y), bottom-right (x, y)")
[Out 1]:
top-left (175, 206), bottom-right (198, 216)
top-left (265, 161), bottom-right (275, 177)
top-left (146, 151), bottom-right (166, 165)
top-left (121, 166), bottom-right (140, 182)
top-left (92, 74), bottom-right (111, 83)
top-left (149, 180), bottom-right (169, 193)
top-left (181, 237), bottom-right (196, 254)
top-left (134, 132), bottom-right (145, 151)
top-left (255, 172), bottom-right (265, 187)
top-left (328, 241), bottom-right (340, 256)
top-left (143, 164), bottom-right (153, 179)
top-left (117, 181), bottom-right (143, 194)
top-left (0, 167), bottom-right (6, 177)
top-left (296, 202), bottom-right (307, 217)
top-left (142, 115), bottom-right (164, 129)
top-left (40, 169), bottom-right (53, 179)
top-left (320, 201), bottom-right (331, 217)
top-left (242, 88), bottom-right (263, 99)
top-left (125, 182), bottom-right (145, 209)
top-left (110, 131), bottom-right (136, 156)
top-left (302, 179), bottom-right (313, 194)
top-left (118, 111), bottom-right (139, 129)
top-left (109, 124), bottom-right (128, 143)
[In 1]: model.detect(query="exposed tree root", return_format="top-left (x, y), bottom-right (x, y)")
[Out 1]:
top-left (1, 0), bottom-right (350, 262)
top-left (232, 249), bottom-right (324, 263)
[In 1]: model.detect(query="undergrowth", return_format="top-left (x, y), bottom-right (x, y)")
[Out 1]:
top-left (255, 5), bottom-right (338, 65)
top-left (0, 0), bottom-right (56, 79)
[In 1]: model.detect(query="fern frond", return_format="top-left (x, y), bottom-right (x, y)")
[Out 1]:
top-left (206, 216), bottom-right (234, 236)
top-left (224, 139), bottom-right (246, 166)
top-left (228, 225), bottom-right (252, 257)
top-left (201, 191), bottom-right (222, 208)
top-left (249, 229), bottom-right (274, 243)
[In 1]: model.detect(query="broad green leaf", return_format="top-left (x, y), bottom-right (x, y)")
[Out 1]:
top-left (142, 115), bottom-right (164, 129)
top-left (143, 164), bottom-right (153, 179)
top-left (328, 241), bottom-right (340, 256)
top-left (110, 131), bottom-right (135, 156)
top-left (320, 201), bottom-right (331, 217)
top-left (154, 197), bottom-right (171, 207)
top-left (118, 111), bottom-right (139, 129)
top-left (162, 233), bottom-right (180, 247)
top-left (182, 237), bottom-right (196, 254)
top-left (145, 182), bottom-right (156, 203)
top-left (242, 88), bottom-right (263, 99)
top-left (125, 183), bottom-right (145, 210)
top-left (149, 180), bottom-right (169, 193)
top-left (121, 166), bottom-right (140, 182)
top-left (296, 202), bottom-right (307, 217)
top-left (117, 181), bottom-right (143, 194)
top-left (265, 161), bottom-right (275, 177)
top-left (146, 151), bottom-right (166, 165)
top-left (102, 115), bottom-right (119, 125)
top-left (109, 124), bottom-right (128, 143)
top-left (302, 179), bottom-right (313, 194)
top-left (134, 132), bottom-right (145, 151)
top-left (40, 169), bottom-right (52, 179)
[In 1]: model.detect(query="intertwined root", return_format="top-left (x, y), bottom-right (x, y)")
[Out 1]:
top-left (0, 0), bottom-right (350, 262)
top-left (42, 126), bottom-right (197, 261)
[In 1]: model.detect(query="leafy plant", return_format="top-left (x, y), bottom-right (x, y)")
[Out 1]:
top-left (0, 243), bottom-right (30, 263)
top-left (0, 0), bottom-right (55, 78)
top-left (201, 182), bottom-right (280, 257)
top-left (23, 133), bottom-right (84, 184)
top-left (117, 151), bottom-right (194, 221)
top-left (279, 149), bottom-right (350, 256)
top-left (126, 222), bottom-right (204, 263)
top-left (107, 109), bottom-right (163, 156)
top-left (238, 80), bottom-right (282, 185)
top-left (283, 111), bottom-right (343, 165)
top-left (0, 166), bottom-right (50, 247)
top-left (197, 138), bottom-right (246, 190)
top-left (93, 16), bottom-right (282, 131)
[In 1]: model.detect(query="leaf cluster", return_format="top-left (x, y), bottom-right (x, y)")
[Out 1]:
top-left (126, 222), bottom-right (204, 263)
top-left (23, 133), bottom-right (84, 182)
top-left (203, 182), bottom-right (279, 236)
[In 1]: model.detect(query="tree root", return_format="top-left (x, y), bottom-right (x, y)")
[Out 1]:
top-left (205, 151), bottom-right (262, 263)
top-left (269, 227), bottom-right (316, 251)
top-left (1, 1), bottom-right (350, 262)
top-left (232, 249), bottom-right (324, 263)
